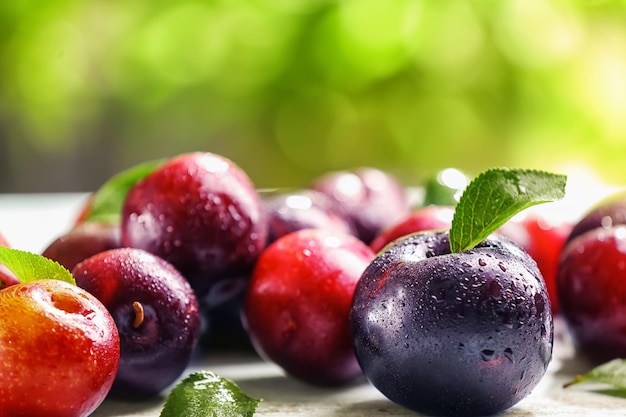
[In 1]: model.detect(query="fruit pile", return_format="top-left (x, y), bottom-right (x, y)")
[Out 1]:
top-left (0, 151), bottom-right (624, 417)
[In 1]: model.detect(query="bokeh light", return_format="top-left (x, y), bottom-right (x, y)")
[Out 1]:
top-left (2, 0), bottom-right (626, 192)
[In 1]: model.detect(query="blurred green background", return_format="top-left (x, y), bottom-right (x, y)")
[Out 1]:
top-left (1, 0), bottom-right (625, 193)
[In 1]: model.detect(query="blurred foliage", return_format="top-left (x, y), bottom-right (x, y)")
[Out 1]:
top-left (1, 0), bottom-right (626, 192)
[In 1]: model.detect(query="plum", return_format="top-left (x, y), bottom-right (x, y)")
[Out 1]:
top-left (42, 222), bottom-right (121, 271)
top-left (557, 225), bottom-right (626, 365)
top-left (0, 279), bottom-right (120, 417)
top-left (311, 167), bottom-right (410, 244)
top-left (120, 152), bottom-right (268, 304)
top-left (350, 231), bottom-right (553, 417)
top-left (72, 247), bottom-right (201, 398)
top-left (262, 188), bottom-right (355, 244)
top-left (243, 228), bottom-right (375, 386)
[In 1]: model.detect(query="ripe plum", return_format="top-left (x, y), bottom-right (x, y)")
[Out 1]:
top-left (121, 152), bottom-right (268, 304)
top-left (557, 225), bottom-right (626, 364)
top-left (0, 279), bottom-right (120, 417)
top-left (72, 247), bottom-right (201, 398)
top-left (311, 167), bottom-right (410, 244)
top-left (350, 231), bottom-right (553, 417)
top-left (243, 228), bottom-right (375, 386)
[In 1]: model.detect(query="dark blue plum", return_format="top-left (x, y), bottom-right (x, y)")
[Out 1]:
top-left (350, 231), bottom-right (553, 417)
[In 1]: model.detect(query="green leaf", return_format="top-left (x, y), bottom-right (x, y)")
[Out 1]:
top-left (160, 371), bottom-right (262, 417)
top-left (86, 158), bottom-right (166, 224)
top-left (449, 168), bottom-right (567, 253)
top-left (564, 359), bottom-right (626, 390)
top-left (0, 246), bottom-right (75, 285)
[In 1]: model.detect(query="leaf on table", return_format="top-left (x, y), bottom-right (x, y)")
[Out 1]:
top-left (564, 358), bottom-right (626, 393)
top-left (160, 371), bottom-right (262, 417)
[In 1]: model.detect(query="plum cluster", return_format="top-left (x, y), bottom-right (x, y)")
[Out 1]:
top-left (0, 154), bottom-right (582, 417)
top-left (17, 152), bottom-right (411, 407)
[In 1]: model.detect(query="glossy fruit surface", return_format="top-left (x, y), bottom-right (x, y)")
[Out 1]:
top-left (243, 228), bottom-right (375, 386)
top-left (72, 248), bottom-right (201, 398)
top-left (369, 205), bottom-right (454, 253)
top-left (0, 279), bottom-right (120, 417)
top-left (263, 189), bottom-right (355, 245)
top-left (557, 226), bottom-right (626, 364)
top-left (311, 167), bottom-right (410, 244)
top-left (42, 222), bottom-right (121, 271)
top-left (350, 231), bottom-right (553, 417)
top-left (121, 152), bottom-right (268, 302)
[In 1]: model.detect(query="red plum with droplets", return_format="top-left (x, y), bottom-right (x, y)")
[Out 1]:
top-left (121, 152), bottom-right (268, 305)
top-left (243, 228), bottom-right (375, 386)
top-left (557, 192), bottom-right (626, 364)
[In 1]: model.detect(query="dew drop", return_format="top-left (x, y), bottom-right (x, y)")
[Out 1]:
top-left (504, 347), bottom-right (514, 363)
top-left (478, 259), bottom-right (487, 267)
top-left (480, 349), bottom-right (495, 361)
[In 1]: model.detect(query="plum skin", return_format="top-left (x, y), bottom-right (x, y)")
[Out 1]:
top-left (72, 247), bottom-right (201, 398)
top-left (262, 189), bottom-right (355, 245)
top-left (121, 151), bottom-right (267, 302)
top-left (243, 228), bottom-right (375, 386)
top-left (311, 167), bottom-right (410, 244)
top-left (557, 226), bottom-right (626, 364)
top-left (0, 279), bottom-right (120, 417)
top-left (42, 221), bottom-right (121, 272)
top-left (350, 231), bottom-right (553, 417)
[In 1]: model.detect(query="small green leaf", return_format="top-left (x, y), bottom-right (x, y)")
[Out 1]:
top-left (86, 158), bottom-right (166, 224)
top-left (449, 168), bottom-right (567, 253)
top-left (0, 246), bottom-right (75, 285)
top-left (160, 371), bottom-right (262, 417)
top-left (564, 359), bottom-right (626, 390)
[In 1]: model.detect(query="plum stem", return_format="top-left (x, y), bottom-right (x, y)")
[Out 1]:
top-left (132, 301), bottom-right (145, 328)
